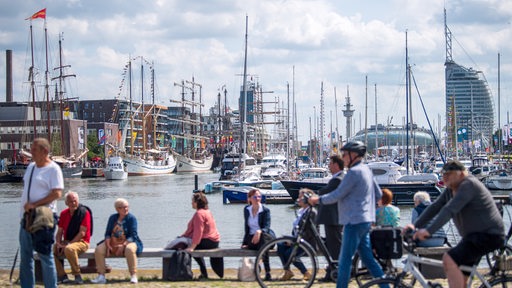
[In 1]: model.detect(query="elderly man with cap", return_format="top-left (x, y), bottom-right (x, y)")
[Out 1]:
top-left (405, 160), bottom-right (504, 287)
top-left (308, 141), bottom-right (384, 288)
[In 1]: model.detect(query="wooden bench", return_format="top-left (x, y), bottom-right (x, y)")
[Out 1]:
top-left (35, 247), bottom-right (277, 280)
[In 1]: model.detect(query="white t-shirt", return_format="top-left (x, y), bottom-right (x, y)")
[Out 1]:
top-left (20, 161), bottom-right (64, 218)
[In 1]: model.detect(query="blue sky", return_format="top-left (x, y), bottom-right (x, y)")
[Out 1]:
top-left (1, 0), bottom-right (511, 143)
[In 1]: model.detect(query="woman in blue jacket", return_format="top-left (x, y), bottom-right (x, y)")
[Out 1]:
top-left (91, 198), bottom-right (143, 284)
top-left (242, 189), bottom-right (275, 280)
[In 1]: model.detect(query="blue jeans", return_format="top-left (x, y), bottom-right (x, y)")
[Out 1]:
top-left (277, 242), bottom-right (307, 274)
top-left (337, 222), bottom-right (384, 288)
top-left (19, 223), bottom-right (57, 288)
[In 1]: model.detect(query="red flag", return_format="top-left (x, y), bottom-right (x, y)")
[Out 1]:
top-left (26, 8), bottom-right (46, 20)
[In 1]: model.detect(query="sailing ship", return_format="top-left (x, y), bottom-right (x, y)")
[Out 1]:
top-left (170, 78), bottom-right (213, 173)
top-left (7, 13), bottom-right (87, 179)
top-left (117, 57), bottom-right (176, 176)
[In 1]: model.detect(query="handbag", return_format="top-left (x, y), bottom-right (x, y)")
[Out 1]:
top-left (167, 250), bottom-right (193, 281)
top-left (261, 229), bottom-right (276, 249)
top-left (237, 257), bottom-right (256, 282)
top-left (110, 223), bottom-right (127, 255)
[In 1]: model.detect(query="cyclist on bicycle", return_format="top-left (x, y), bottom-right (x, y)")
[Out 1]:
top-left (309, 141), bottom-right (385, 288)
top-left (405, 160), bottom-right (504, 288)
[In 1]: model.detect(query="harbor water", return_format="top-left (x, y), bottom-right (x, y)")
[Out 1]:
top-left (0, 172), bottom-right (510, 270)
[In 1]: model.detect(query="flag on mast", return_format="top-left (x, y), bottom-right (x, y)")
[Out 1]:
top-left (26, 8), bottom-right (46, 20)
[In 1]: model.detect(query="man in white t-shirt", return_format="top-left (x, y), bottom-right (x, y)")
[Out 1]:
top-left (19, 138), bottom-right (64, 288)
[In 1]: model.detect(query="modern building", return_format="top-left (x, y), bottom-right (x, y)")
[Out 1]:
top-left (444, 11), bottom-right (494, 153)
top-left (445, 62), bottom-right (494, 152)
top-left (351, 124), bottom-right (435, 157)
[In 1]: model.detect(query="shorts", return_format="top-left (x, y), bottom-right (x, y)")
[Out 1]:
top-left (448, 232), bottom-right (504, 274)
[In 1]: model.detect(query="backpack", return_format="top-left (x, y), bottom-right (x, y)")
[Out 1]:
top-left (167, 250), bottom-right (193, 281)
top-left (370, 226), bottom-right (403, 259)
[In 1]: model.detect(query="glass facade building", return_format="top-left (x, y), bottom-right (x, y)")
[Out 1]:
top-left (445, 61), bottom-right (494, 152)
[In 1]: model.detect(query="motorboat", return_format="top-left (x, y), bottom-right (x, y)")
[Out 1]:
top-left (298, 167), bottom-right (331, 182)
top-left (104, 155), bottom-right (128, 180)
top-left (222, 182), bottom-right (292, 204)
top-left (483, 170), bottom-right (512, 190)
top-left (367, 161), bottom-right (403, 184)
top-left (219, 152), bottom-right (261, 180)
top-left (281, 162), bottom-right (442, 205)
top-left (260, 164), bottom-right (287, 180)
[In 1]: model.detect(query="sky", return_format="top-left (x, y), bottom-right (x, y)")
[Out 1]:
top-left (1, 0), bottom-right (512, 144)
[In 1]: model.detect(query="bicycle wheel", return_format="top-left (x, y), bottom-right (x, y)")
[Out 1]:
top-left (352, 252), bottom-right (400, 286)
top-left (360, 277), bottom-right (408, 288)
top-left (479, 275), bottom-right (512, 287)
top-left (254, 236), bottom-right (317, 288)
top-left (486, 244), bottom-right (512, 273)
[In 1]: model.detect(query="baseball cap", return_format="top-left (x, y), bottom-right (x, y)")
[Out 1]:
top-left (441, 160), bottom-right (466, 174)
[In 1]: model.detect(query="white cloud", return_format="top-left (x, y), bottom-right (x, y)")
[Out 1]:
top-left (0, 0), bottom-right (511, 144)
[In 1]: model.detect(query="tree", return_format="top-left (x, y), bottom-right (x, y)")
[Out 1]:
top-left (87, 134), bottom-right (103, 159)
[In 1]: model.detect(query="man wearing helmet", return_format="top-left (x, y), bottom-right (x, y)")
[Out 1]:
top-left (309, 141), bottom-right (384, 288)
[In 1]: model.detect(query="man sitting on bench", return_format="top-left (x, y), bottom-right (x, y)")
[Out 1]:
top-left (54, 191), bottom-right (92, 284)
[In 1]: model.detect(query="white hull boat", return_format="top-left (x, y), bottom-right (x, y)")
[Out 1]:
top-left (175, 154), bottom-right (213, 173)
top-left (124, 152), bottom-right (176, 176)
top-left (483, 170), bottom-right (512, 190)
top-left (104, 156), bottom-right (128, 180)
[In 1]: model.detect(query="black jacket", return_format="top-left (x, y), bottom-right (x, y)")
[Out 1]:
top-left (242, 205), bottom-right (275, 245)
top-left (316, 175), bottom-right (342, 225)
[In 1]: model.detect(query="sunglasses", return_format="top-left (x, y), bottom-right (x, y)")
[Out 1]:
top-left (252, 195), bottom-right (262, 199)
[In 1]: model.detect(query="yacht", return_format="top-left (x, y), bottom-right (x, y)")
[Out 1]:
top-left (104, 155), bottom-right (128, 180)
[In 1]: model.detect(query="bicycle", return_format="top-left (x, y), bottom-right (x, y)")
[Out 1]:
top-left (360, 230), bottom-right (512, 288)
top-left (485, 196), bottom-right (512, 272)
top-left (254, 194), bottom-right (338, 288)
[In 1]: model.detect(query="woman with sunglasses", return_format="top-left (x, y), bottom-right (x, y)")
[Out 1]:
top-left (242, 188), bottom-right (275, 280)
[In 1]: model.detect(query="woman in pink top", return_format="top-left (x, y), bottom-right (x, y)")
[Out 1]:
top-left (181, 192), bottom-right (223, 279)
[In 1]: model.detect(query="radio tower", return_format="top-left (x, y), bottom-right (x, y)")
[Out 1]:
top-left (343, 86), bottom-right (355, 140)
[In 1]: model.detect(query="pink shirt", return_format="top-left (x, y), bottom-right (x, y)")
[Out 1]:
top-left (182, 208), bottom-right (221, 245)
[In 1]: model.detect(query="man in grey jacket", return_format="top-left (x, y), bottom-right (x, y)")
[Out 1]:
top-left (408, 160), bottom-right (504, 287)
top-left (309, 141), bottom-right (384, 288)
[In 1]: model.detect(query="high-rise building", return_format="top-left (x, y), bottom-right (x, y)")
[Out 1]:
top-left (444, 10), bottom-right (494, 154)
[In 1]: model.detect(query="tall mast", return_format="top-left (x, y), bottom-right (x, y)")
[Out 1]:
top-left (498, 53), bottom-right (501, 155)
top-left (364, 75), bottom-right (368, 157)
top-left (405, 30), bottom-right (410, 174)
top-left (29, 23), bottom-right (37, 138)
top-left (319, 82), bottom-right (324, 166)
top-left (141, 58), bottom-right (146, 156)
top-left (374, 83), bottom-right (378, 158)
top-left (240, 15), bottom-right (249, 155)
top-left (129, 59), bottom-right (134, 156)
top-left (334, 87), bottom-right (339, 154)
top-left (44, 20), bottom-right (50, 142)
top-left (51, 34), bottom-right (76, 156)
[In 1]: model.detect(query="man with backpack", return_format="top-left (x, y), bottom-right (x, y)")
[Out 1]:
top-left (54, 191), bottom-right (93, 284)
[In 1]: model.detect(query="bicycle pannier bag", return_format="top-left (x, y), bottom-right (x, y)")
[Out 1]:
top-left (370, 227), bottom-right (402, 259)
top-left (167, 250), bottom-right (193, 281)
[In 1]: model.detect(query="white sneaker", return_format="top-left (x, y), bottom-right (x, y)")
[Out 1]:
top-left (91, 274), bottom-right (107, 284)
top-left (130, 274), bottom-right (138, 284)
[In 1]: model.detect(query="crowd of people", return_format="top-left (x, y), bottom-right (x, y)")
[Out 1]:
top-left (19, 138), bottom-right (506, 288)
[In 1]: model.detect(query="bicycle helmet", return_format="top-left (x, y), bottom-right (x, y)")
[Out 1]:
top-left (340, 141), bottom-right (366, 157)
